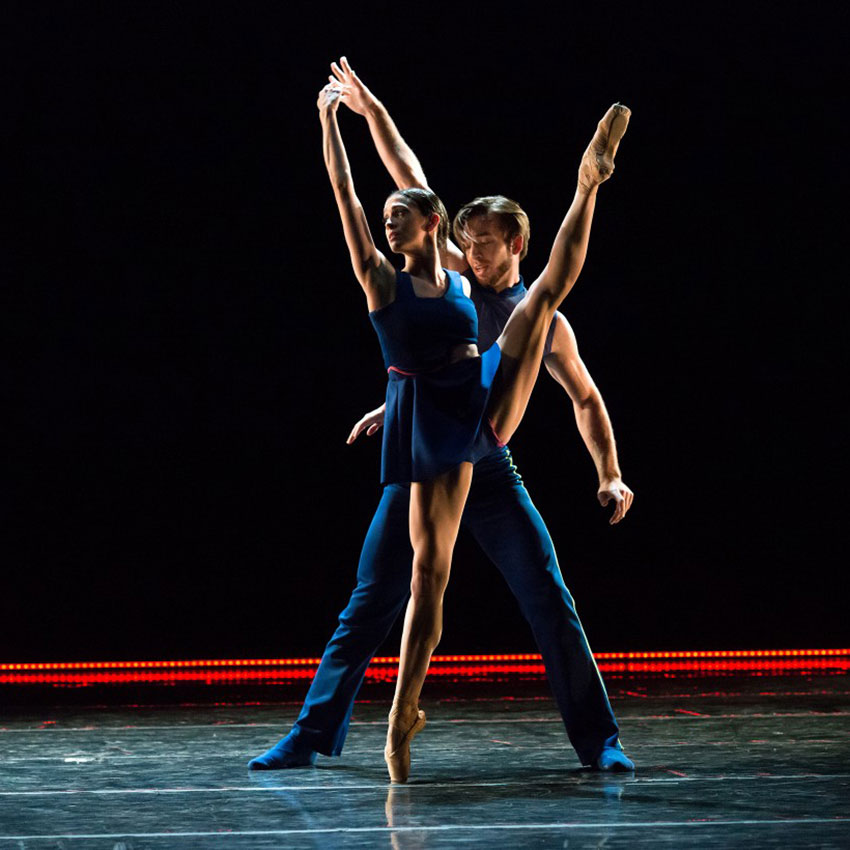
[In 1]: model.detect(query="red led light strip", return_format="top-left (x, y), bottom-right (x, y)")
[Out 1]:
top-left (2, 648), bottom-right (847, 673)
top-left (0, 649), bottom-right (848, 688)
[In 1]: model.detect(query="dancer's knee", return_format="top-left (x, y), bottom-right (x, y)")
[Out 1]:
top-left (410, 531), bottom-right (452, 591)
top-left (410, 555), bottom-right (450, 599)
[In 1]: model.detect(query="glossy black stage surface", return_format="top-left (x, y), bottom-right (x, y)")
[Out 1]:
top-left (2, 674), bottom-right (848, 849)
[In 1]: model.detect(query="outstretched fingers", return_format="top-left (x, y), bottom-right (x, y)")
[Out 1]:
top-left (331, 56), bottom-right (360, 88)
top-left (346, 405), bottom-right (385, 444)
top-left (329, 57), bottom-right (373, 115)
top-left (347, 420), bottom-right (381, 444)
top-left (337, 56), bottom-right (360, 82)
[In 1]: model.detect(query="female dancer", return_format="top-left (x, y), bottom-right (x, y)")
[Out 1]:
top-left (317, 81), bottom-right (629, 782)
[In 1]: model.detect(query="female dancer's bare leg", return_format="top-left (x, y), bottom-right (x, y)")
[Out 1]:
top-left (385, 461), bottom-right (473, 782)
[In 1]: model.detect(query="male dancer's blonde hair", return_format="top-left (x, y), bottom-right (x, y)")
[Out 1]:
top-left (453, 196), bottom-right (530, 260)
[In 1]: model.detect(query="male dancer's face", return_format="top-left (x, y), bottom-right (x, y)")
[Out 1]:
top-left (458, 214), bottom-right (521, 292)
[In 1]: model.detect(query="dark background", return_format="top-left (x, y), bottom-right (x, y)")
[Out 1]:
top-left (6, 3), bottom-right (847, 661)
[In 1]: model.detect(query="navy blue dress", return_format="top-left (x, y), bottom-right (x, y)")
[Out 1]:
top-left (369, 269), bottom-right (502, 484)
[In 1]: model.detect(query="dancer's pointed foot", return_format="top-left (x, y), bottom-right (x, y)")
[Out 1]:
top-left (579, 103), bottom-right (631, 191)
top-left (594, 745), bottom-right (635, 772)
top-left (248, 737), bottom-right (317, 770)
top-left (384, 705), bottom-right (426, 783)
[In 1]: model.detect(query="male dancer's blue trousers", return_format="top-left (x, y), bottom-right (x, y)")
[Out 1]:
top-left (286, 447), bottom-right (620, 766)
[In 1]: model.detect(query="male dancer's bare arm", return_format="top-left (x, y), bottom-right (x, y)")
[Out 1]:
top-left (330, 57), bottom-right (468, 271)
top-left (543, 314), bottom-right (634, 524)
top-left (330, 58), bottom-right (427, 190)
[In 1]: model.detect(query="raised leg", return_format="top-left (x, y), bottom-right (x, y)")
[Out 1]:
top-left (490, 103), bottom-right (630, 444)
top-left (385, 462), bottom-right (473, 782)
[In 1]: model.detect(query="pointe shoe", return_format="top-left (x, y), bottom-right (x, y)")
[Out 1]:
top-left (384, 708), bottom-right (426, 783)
top-left (579, 103), bottom-right (631, 190)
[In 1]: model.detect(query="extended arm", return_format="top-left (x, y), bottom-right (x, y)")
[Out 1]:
top-left (330, 57), bottom-right (467, 272)
top-left (543, 314), bottom-right (634, 524)
top-left (317, 83), bottom-right (395, 310)
top-left (332, 58), bottom-right (427, 192)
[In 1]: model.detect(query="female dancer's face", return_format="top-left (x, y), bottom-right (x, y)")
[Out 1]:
top-left (383, 197), bottom-right (430, 255)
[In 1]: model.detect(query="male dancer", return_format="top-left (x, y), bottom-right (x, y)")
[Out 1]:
top-left (249, 60), bottom-right (634, 772)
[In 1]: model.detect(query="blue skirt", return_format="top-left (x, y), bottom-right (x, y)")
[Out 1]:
top-left (380, 345), bottom-right (502, 485)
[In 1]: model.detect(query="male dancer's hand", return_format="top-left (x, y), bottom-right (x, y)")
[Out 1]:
top-left (598, 479), bottom-right (634, 525)
top-left (330, 57), bottom-right (377, 116)
top-left (347, 403), bottom-right (386, 444)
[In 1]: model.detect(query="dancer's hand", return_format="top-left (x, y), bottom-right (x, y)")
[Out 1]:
top-left (597, 479), bottom-right (634, 525)
top-left (317, 82), bottom-right (343, 117)
top-left (329, 56), bottom-right (377, 116)
top-left (347, 403), bottom-right (386, 444)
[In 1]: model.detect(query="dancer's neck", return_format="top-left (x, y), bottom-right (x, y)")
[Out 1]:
top-left (403, 245), bottom-right (444, 285)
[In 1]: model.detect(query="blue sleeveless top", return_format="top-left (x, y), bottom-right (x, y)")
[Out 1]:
top-left (369, 270), bottom-right (478, 373)
top-left (369, 269), bottom-right (502, 484)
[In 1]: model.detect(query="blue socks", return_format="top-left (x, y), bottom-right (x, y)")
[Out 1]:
top-left (248, 736), bottom-right (318, 770)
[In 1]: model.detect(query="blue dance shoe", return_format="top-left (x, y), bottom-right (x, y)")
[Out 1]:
top-left (594, 746), bottom-right (635, 772)
top-left (248, 738), bottom-right (317, 770)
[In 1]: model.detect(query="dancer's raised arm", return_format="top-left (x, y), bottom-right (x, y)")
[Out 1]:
top-left (330, 57), bottom-right (468, 273)
top-left (317, 83), bottom-right (395, 312)
top-left (331, 58), bottom-right (427, 192)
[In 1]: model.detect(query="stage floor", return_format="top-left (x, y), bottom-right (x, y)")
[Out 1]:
top-left (1, 674), bottom-right (848, 848)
